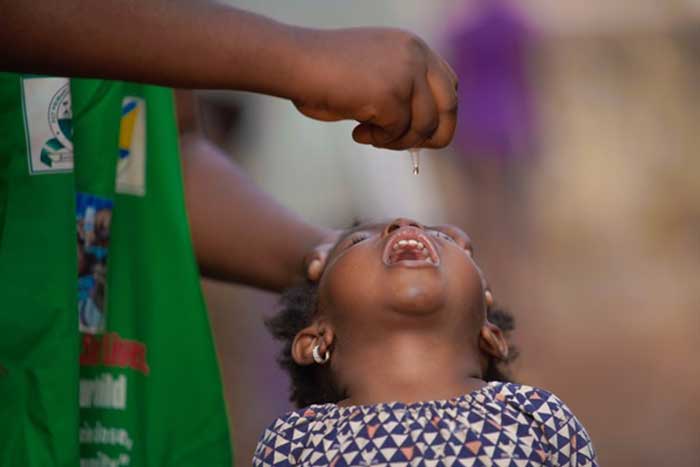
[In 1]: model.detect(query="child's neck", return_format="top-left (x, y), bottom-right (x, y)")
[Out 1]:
top-left (335, 330), bottom-right (485, 407)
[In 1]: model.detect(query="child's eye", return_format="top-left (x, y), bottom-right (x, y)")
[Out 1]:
top-left (429, 230), bottom-right (455, 243)
top-left (348, 234), bottom-right (369, 246)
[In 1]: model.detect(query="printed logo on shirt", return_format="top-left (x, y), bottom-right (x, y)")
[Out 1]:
top-left (80, 333), bottom-right (150, 375)
top-left (77, 193), bottom-right (113, 335)
top-left (21, 76), bottom-right (74, 174)
top-left (116, 97), bottom-right (146, 196)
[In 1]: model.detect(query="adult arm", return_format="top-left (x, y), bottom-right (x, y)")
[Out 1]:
top-left (177, 91), bottom-right (332, 291)
top-left (1, 0), bottom-right (457, 149)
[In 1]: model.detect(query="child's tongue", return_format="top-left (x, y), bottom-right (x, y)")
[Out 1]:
top-left (394, 249), bottom-right (422, 262)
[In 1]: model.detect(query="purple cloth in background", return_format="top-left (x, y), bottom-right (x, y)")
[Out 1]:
top-left (450, 1), bottom-right (538, 160)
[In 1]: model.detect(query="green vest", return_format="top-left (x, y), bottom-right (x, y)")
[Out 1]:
top-left (0, 73), bottom-right (232, 467)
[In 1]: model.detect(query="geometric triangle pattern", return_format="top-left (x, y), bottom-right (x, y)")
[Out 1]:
top-left (254, 382), bottom-right (598, 466)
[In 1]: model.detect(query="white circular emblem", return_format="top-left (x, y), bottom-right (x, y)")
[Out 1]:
top-left (47, 82), bottom-right (73, 151)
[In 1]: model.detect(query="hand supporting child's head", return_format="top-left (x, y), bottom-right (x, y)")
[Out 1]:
top-left (269, 218), bottom-right (517, 407)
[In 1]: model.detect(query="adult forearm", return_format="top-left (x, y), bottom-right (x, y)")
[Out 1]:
top-left (1, 0), bottom-right (305, 98)
top-left (3, 1), bottom-right (459, 150)
top-left (180, 133), bottom-right (328, 292)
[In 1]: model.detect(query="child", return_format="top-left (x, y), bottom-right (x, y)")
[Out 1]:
top-left (254, 218), bottom-right (597, 466)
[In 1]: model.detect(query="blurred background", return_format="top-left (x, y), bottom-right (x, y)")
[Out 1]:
top-left (196, 1), bottom-right (700, 465)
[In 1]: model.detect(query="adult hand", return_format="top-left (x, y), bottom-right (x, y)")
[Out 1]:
top-left (304, 229), bottom-right (342, 282)
top-left (292, 28), bottom-right (458, 151)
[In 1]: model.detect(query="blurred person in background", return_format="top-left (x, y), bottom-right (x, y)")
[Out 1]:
top-left (0, 1), bottom-right (457, 466)
top-left (449, 0), bottom-right (539, 288)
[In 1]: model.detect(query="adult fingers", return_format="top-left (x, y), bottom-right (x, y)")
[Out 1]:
top-left (352, 87), bottom-right (412, 147)
top-left (379, 74), bottom-right (439, 150)
top-left (421, 58), bottom-right (458, 149)
top-left (305, 242), bottom-right (332, 282)
top-left (352, 113), bottom-right (410, 147)
top-left (441, 57), bottom-right (459, 89)
top-left (304, 230), bottom-right (342, 282)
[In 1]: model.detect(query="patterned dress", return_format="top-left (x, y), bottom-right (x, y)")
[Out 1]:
top-left (254, 382), bottom-right (597, 466)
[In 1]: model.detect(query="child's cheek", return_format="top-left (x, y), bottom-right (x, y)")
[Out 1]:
top-left (444, 252), bottom-right (485, 309)
top-left (319, 249), bottom-right (383, 323)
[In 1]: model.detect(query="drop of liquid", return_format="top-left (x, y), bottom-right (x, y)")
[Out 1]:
top-left (409, 148), bottom-right (420, 175)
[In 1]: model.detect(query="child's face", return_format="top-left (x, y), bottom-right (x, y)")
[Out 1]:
top-left (318, 218), bottom-right (487, 329)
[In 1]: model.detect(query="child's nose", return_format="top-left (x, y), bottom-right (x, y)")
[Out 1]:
top-left (383, 218), bottom-right (424, 237)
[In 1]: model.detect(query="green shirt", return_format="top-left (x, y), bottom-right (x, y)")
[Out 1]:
top-left (0, 74), bottom-right (232, 467)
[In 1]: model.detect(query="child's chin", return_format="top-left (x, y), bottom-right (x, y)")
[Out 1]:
top-left (387, 283), bottom-right (446, 316)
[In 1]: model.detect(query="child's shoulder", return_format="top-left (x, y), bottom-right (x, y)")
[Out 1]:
top-left (485, 381), bottom-right (575, 418)
top-left (257, 405), bottom-right (331, 441)
top-left (254, 405), bottom-right (334, 464)
top-left (485, 382), bottom-right (593, 445)
top-left (487, 381), bottom-right (563, 403)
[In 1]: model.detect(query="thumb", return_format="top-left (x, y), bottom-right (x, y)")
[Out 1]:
top-left (352, 123), bottom-right (396, 147)
top-left (304, 230), bottom-right (342, 282)
top-left (304, 246), bottom-right (331, 282)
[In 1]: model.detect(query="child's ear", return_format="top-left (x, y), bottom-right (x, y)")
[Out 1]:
top-left (305, 231), bottom-right (342, 282)
top-left (479, 321), bottom-right (509, 361)
top-left (291, 322), bottom-right (335, 366)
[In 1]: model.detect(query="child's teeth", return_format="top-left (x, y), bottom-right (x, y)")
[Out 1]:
top-left (407, 239), bottom-right (418, 246)
top-left (398, 240), bottom-right (408, 246)
top-left (417, 242), bottom-right (424, 249)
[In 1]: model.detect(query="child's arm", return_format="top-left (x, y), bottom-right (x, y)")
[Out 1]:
top-left (1, 0), bottom-right (457, 150)
top-left (177, 91), bottom-right (333, 292)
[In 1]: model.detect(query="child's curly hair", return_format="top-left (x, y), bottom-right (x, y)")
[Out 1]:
top-left (266, 281), bottom-right (519, 408)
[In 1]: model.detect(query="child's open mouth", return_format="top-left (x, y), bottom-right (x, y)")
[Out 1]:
top-left (382, 227), bottom-right (440, 267)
